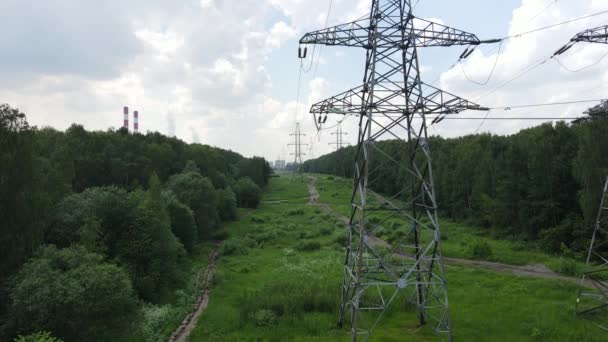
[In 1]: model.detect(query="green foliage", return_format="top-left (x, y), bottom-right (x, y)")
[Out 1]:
top-left (286, 208), bottom-right (305, 216)
top-left (304, 118), bottom-right (608, 254)
top-left (7, 246), bottom-right (138, 341)
top-left (49, 187), bottom-right (184, 302)
top-left (236, 157), bottom-right (272, 188)
top-left (466, 240), bottom-right (493, 260)
top-left (217, 187), bottom-right (238, 221)
top-left (220, 239), bottom-right (248, 255)
top-left (235, 177), bottom-right (262, 208)
top-left (163, 192), bottom-right (198, 252)
top-left (252, 309), bottom-right (278, 328)
top-left (13, 331), bottom-right (63, 342)
top-left (0, 104), bottom-right (48, 286)
top-left (295, 240), bottom-right (321, 252)
top-left (166, 171), bottom-right (218, 238)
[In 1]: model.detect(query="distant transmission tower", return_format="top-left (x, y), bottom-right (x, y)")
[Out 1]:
top-left (577, 176), bottom-right (608, 329)
top-left (299, 0), bottom-right (489, 340)
top-left (329, 121), bottom-right (348, 152)
top-left (288, 122), bottom-right (307, 179)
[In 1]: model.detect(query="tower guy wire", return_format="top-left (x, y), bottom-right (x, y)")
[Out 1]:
top-left (298, 0), bottom-right (493, 340)
top-left (288, 122), bottom-right (307, 180)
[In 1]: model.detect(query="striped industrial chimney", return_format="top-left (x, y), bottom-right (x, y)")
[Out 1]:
top-left (123, 106), bottom-right (129, 130)
top-left (134, 110), bottom-right (139, 133)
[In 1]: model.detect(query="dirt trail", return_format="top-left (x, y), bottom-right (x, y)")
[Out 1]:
top-left (169, 248), bottom-right (219, 342)
top-left (306, 176), bottom-right (597, 286)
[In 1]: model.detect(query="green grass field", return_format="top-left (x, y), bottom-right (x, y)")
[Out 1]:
top-left (189, 175), bottom-right (603, 341)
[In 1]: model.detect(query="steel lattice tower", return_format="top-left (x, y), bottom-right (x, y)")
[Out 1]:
top-left (330, 122), bottom-right (348, 152)
top-left (299, 0), bottom-right (488, 340)
top-left (288, 122), bottom-right (307, 179)
top-left (577, 176), bottom-right (608, 328)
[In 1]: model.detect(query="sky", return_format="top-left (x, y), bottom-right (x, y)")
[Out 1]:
top-left (2, 0), bottom-right (608, 161)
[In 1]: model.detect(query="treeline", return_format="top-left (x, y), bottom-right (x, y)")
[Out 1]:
top-left (0, 104), bottom-right (271, 341)
top-left (303, 103), bottom-right (608, 254)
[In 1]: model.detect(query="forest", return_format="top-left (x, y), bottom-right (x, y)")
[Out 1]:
top-left (303, 102), bottom-right (608, 255)
top-left (0, 104), bottom-right (271, 341)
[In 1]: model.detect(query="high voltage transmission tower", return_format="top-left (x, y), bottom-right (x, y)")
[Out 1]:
top-left (299, 0), bottom-right (489, 340)
top-left (329, 121), bottom-right (348, 152)
top-left (288, 122), bottom-right (307, 180)
top-left (577, 176), bottom-right (608, 329)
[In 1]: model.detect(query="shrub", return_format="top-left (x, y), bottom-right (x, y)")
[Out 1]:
top-left (250, 215), bottom-right (265, 223)
top-left (221, 239), bottom-right (250, 256)
top-left (210, 228), bottom-right (230, 241)
top-left (287, 208), bottom-right (305, 216)
top-left (14, 332), bottom-right (63, 342)
top-left (333, 233), bottom-right (348, 247)
top-left (296, 240), bottom-right (321, 251)
top-left (319, 226), bottom-right (333, 236)
top-left (466, 240), bottom-right (493, 260)
top-left (252, 309), bottom-right (278, 327)
top-left (326, 176), bottom-right (335, 180)
top-left (555, 257), bottom-right (580, 276)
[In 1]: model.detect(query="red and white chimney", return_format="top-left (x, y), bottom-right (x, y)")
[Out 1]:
top-left (134, 110), bottom-right (139, 133)
top-left (123, 106), bottom-right (129, 130)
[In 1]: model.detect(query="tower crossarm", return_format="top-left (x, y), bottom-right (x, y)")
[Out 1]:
top-left (309, 82), bottom-right (488, 120)
top-left (300, 16), bottom-right (481, 49)
top-left (573, 25), bottom-right (608, 44)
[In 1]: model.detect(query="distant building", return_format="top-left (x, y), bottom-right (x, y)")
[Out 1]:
top-left (274, 160), bottom-right (286, 170)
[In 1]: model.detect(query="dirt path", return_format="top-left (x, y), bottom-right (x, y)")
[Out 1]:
top-left (169, 248), bottom-right (219, 342)
top-left (306, 176), bottom-right (597, 286)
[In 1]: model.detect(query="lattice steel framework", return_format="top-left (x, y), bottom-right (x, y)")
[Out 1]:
top-left (577, 176), bottom-right (608, 329)
top-left (288, 122), bottom-right (307, 179)
top-left (299, 1), bottom-right (488, 340)
top-left (555, 25), bottom-right (608, 56)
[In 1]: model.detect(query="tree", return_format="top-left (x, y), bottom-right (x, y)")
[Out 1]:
top-left (162, 191), bottom-right (198, 252)
top-left (0, 104), bottom-right (44, 287)
top-left (234, 177), bottom-right (262, 208)
top-left (217, 187), bottom-right (238, 220)
top-left (6, 246), bottom-right (138, 342)
top-left (166, 171), bottom-right (218, 238)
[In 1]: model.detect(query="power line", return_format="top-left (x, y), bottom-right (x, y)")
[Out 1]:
top-left (490, 99), bottom-right (605, 110)
top-left (460, 40), bottom-right (503, 85)
top-left (553, 50), bottom-right (608, 72)
top-left (504, 10), bottom-right (608, 40)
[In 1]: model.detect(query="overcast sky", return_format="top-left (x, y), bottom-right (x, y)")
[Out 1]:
top-left (2, 0), bottom-right (608, 161)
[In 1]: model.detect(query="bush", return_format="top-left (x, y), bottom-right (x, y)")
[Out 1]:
top-left (210, 228), bottom-right (230, 241)
top-left (319, 226), bottom-right (333, 236)
top-left (555, 257), bottom-right (580, 276)
top-left (296, 240), bottom-right (321, 251)
top-left (326, 176), bottom-right (334, 180)
top-left (235, 177), bottom-right (262, 208)
top-left (14, 332), bottom-right (63, 342)
top-left (333, 233), bottom-right (348, 247)
top-left (252, 309), bottom-right (278, 327)
top-left (221, 240), bottom-right (246, 256)
top-left (286, 208), bottom-right (304, 216)
top-left (466, 240), bottom-right (493, 260)
top-left (250, 215), bottom-right (265, 223)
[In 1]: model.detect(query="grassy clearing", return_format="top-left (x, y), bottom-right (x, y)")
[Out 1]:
top-left (189, 175), bottom-right (603, 341)
top-left (312, 175), bottom-right (587, 276)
